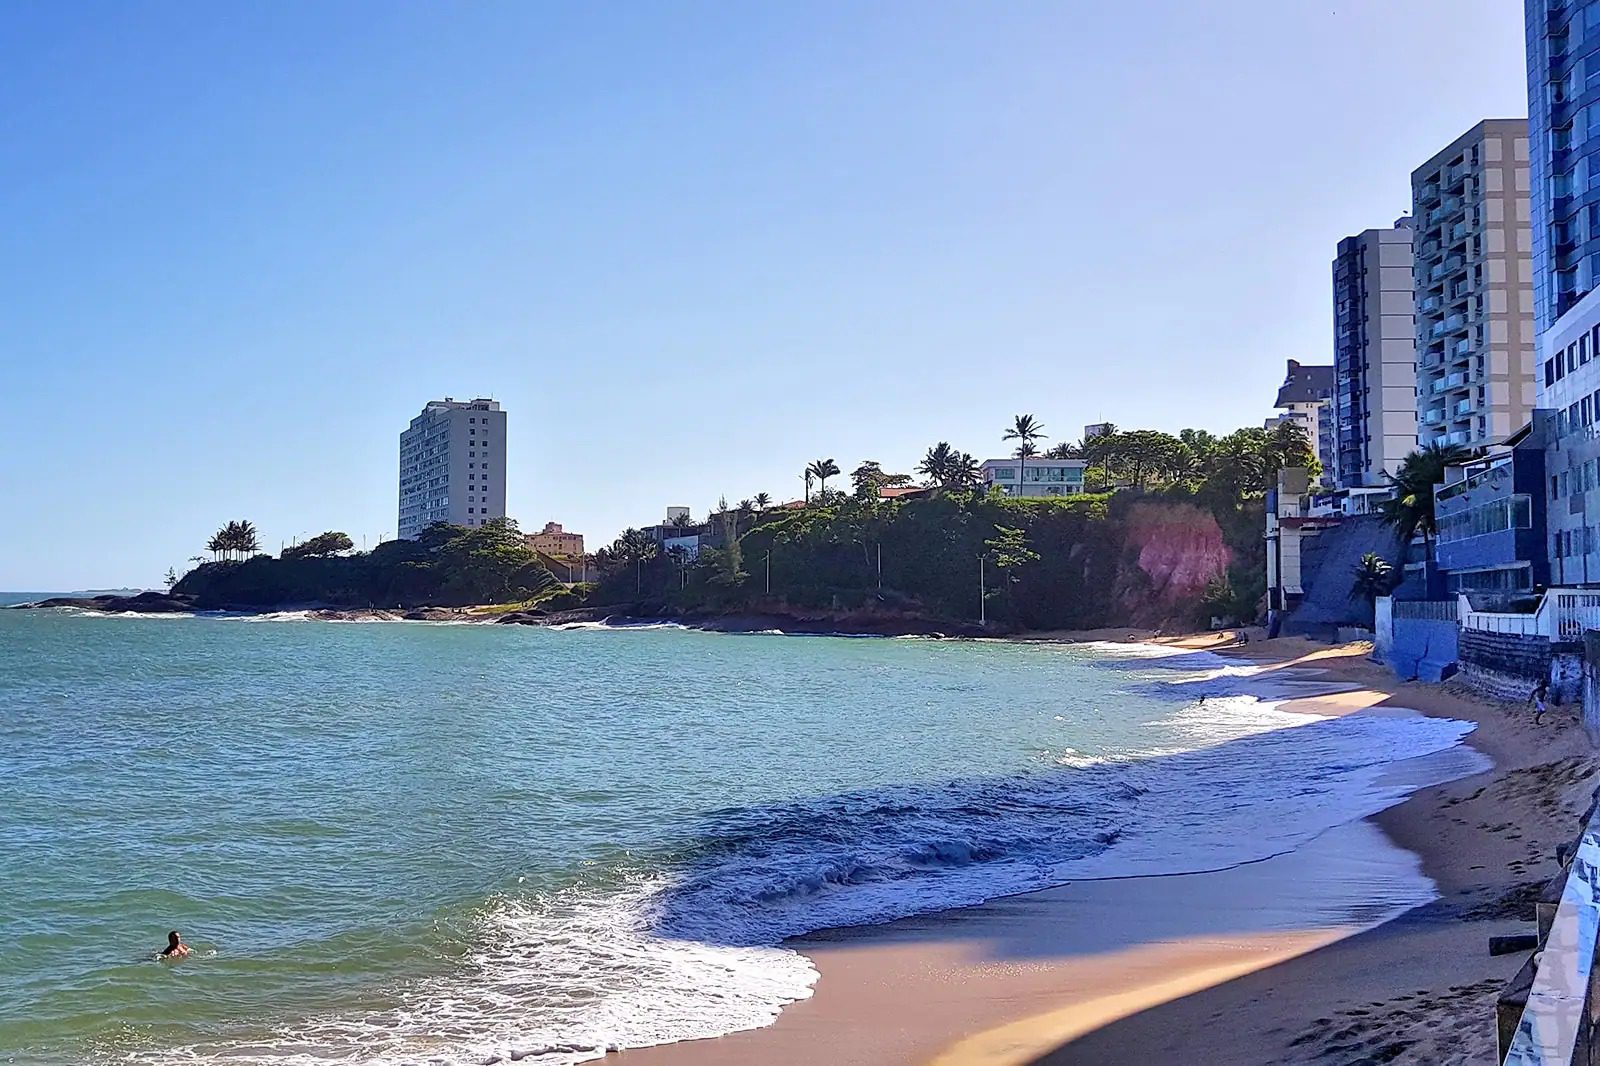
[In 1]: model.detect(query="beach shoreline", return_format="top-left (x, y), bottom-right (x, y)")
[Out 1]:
top-left (616, 635), bottom-right (1598, 1066)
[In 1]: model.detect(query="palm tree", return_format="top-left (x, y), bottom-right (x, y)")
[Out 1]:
top-left (918, 442), bottom-right (957, 487)
top-left (951, 451), bottom-right (982, 491)
top-left (1378, 443), bottom-right (1474, 562)
top-left (1350, 552), bottom-right (1396, 614)
top-left (753, 492), bottom-right (772, 511)
top-left (206, 531), bottom-right (225, 562)
top-left (806, 458), bottom-right (840, 499)
top-left (233, 520), bottom-right (261, 557)
top-left (1002, 415), bottom-right (1047, 497)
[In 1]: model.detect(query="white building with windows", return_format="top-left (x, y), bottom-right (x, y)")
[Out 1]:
top-left (1538, 287), bottom-right (1600, 582)
top-left (397, 397), bottom-right (507, 539)
top-left (980, 458), bottom-right (1087, 497)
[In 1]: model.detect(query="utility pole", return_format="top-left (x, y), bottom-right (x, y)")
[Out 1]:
top-left (765, 551), bottom-right (771, 595)
top-left (877, 543), bottom-right (882, 590)
top-left (979, 554), bottom-right (986, 626)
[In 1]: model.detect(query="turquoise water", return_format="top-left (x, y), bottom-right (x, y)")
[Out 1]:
top-left (0, 606), bottom-right (1480, 1065)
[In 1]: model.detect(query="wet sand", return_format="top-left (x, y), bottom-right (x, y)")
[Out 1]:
top-left (617, 637), bottom-right (1598, 1066)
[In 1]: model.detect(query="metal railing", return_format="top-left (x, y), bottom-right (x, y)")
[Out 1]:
top-left (1501, 812), bottom-right (1600, 1063)
top-left (1459, 588), bottom-right (1600, 641)
top-left (1393, 599), bottom-right (1458, 622)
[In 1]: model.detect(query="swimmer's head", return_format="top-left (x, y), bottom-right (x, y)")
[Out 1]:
top-left (167, 931), bottom-right (182, 949)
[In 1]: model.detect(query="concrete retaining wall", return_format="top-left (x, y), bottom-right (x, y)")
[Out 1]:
top-left (1585, 633), bottom-right (1600, 745)
top-left (1458, 628), bottom-right (1552, 701)
top-left (1389, 619), bottom-right (1460, 682)
top-left (1374, 597), bottom-right (1459, 682)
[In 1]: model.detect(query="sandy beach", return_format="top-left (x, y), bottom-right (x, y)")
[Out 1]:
top-left (618, 635), bottom-right (1598, 1066)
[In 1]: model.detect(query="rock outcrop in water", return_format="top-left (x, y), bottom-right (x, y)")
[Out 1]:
top-left (20, 591), bottom-right (198, 613)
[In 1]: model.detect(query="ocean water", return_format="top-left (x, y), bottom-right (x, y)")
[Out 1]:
top-left (0, 604), bottom-right (1485, 1066)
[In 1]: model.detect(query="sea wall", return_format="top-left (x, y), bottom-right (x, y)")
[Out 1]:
top-left (1373, 598), bottom-right (1459, 682)
top-left (1457, 629), bottom-right (1551, 702)
top-left (1458, 628), bottom-right (1584, 707)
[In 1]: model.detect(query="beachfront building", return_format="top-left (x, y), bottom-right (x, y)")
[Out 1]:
top-left (526, 522), bottom-right (584, 558)
top-left (1412, 119), bottom-right (1536, 451)
top-left (1434, 414), bottom-right (1550, 595)
top-left (1526, 0), bottom-right (1600, 333)
top-left (980, 458), bottom-right (1087, 497)
top-left (1537, 290), bottom-right (1600, 584)
top-left (1527, 3), bottom-right (1600, 587)
top-left (397, 397), bottom-right (507, 540)
top-left (1332, 220), bottom-right (1419, 488)
top-left (1083, 422), bottom-right (1115, 440)
top-left (1268, 360), bottom-right (1336, 482)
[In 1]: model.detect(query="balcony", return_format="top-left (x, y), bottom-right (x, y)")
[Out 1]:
top-left (1445, 162), bottom-right (1471, 186)
top-left (1419, 294), bottom-right (1443, 314)
top-left (1417, 182), bottom-right (1442, 206)
top-left (1450, 219), bottom-right (1474, 241)
top-left (1454, 398), bottom-right (1474, 416)
top-left (1418, 238), bottom-right (1443, 260)
top-left (1452, 337), bottom-right (1474, 359)
top-left (1423, 408), bottom-right (1446, 426)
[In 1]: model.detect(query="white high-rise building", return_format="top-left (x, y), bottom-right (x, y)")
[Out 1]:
top-left (397, 397), bottom-right (507, 540)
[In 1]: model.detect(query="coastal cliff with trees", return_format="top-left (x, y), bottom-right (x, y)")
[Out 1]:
top-left (587, 418), bottom-right (1317, 632)
top-left (50, 417), bottom-right (1316, 631)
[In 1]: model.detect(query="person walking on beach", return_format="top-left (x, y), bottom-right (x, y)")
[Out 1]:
top-left (158, 930), bottom-right (191, 960)
top-left (1531, 679), bottom-right (1549, 725)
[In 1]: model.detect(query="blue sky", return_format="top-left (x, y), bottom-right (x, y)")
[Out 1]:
top-left (0, 1), bottom-right (1527, 590)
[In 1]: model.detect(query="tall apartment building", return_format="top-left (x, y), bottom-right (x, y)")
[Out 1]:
top-left (397, 398), bottom-right (507, 540)
top-left (1267, 360), bottom-right (1336, 480)
top-left (1332, 220), bottom-right (1418, 488)
top-left (1526, 0), bottom-right (1600, 332)
top-left (1411, 119), bottom-right (1536, 451)
top-left (1528, 1), bottom-right (1600, 583)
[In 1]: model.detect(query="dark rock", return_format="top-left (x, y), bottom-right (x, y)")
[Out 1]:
top-left (17, 591), bottom-right (197, 613)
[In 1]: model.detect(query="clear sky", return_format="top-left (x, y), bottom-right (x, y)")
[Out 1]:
top-left (0, 1), bottom-right (1528, 590)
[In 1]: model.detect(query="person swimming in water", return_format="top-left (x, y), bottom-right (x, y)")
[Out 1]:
top-left (159, 930), bottom-right (191, 959)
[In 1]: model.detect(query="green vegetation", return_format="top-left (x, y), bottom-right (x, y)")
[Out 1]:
top-left (174, 518), bottom-right (559, 609)
top-left (584, 417), bottom-right (1314, 630)
top-left (281, 531), bottom-right (355, 559)
top-left (205, 520), bottom-right (261, 561)
top-left (168, 415), bottom-right (1317, 630)
top-left (1378, 441), bottom-right (1475, 562)
top-left (1350, 552), bottom-right (1398, 618)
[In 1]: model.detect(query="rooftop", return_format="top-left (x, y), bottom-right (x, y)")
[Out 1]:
top-left (1274, 359), bottom-right (1335, 407)
top-left (980, 457), bottom-right (1087, 468)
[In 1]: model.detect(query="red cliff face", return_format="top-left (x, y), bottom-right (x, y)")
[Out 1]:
top-left (1115, 501), bottom-right (1231, 626)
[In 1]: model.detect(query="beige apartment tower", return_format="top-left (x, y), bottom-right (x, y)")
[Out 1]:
top-left (1412, 119), bottom-right (1535, 450)
top-left (397, 398), bottom-right (507, 539)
